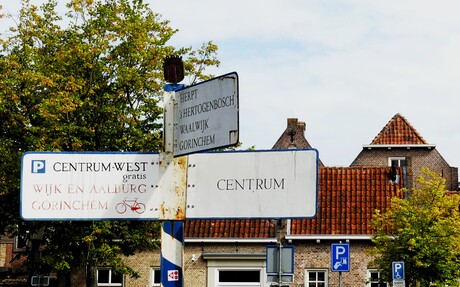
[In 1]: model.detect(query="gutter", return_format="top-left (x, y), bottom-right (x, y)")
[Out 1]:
top-left (185, 238), bottom-right (277, 243)
top-left (202, 252), bottom-right (266, 260)
top-left (285, 234), bottom-right (372, 242)
top-left (363, 144), bottom-right (435, 149)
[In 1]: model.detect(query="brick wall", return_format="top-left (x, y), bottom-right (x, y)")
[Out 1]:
top-left (351, 148), bottom-right (458, 191)
top-left (68, 241), bottom-right (381, 287)
top-left (293, 241), bottom-right (375, 287)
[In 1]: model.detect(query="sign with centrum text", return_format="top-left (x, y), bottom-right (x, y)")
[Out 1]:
top-left (20, 152), bottom-right (169, 220)
top-left (185, 149), bottom-right (318, 219)
top-left (173, 72), bottom-right (239, 157)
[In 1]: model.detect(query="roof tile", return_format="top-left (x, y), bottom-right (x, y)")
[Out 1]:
top-left (185, 219), bottom-right (277, 239)
top-left (185, 166), bottom-right (404, 238)
top-left (290, 166), bottom-right (404, 235)
top-left (370, 113), bottom-right (427, 145)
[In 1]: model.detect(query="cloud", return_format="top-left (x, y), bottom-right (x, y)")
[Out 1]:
top-left (2, 0), bottom-right (460, 167)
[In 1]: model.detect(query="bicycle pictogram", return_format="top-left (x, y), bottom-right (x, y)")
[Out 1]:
top-left (116, 198), bottom-right (146, 214)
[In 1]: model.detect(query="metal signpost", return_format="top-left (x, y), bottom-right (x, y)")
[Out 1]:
top-left (20, 67), bottom-right (320, 287)
top-left (173, 72), bottom-right (239, 157)
top-left (331, 243), bottom-right (350, 287)
top-left (392, 261), bottom-right (405, 287)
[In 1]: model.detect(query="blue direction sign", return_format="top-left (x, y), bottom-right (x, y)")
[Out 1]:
top-left (331, 243), bottom-right (350, 272)
top-left (392, 261), bottom-right (405, 280)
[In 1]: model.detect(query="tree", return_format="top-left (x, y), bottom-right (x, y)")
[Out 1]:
top-left (371, 168), bottom-right (460, 287)
top-left (0, 0), bottom-right (219, 285)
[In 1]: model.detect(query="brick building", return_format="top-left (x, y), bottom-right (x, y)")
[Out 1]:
top-left (351, 113), bottom-right (458, 191)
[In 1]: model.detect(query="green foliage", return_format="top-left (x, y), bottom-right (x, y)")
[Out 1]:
top-left (0, 0), bottom-right (219, 282)
top-left (371, 168), bottom-right (460, 287)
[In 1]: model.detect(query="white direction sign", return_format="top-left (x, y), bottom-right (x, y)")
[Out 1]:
top-left (185, 149), bottom-right (318, 219)
top-left (20, 152), bottom-right (176, 220)
top-left (173, 72), bottom-right (239, 157)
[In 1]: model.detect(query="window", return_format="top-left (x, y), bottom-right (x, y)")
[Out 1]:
top-left (388, 156), bottom-right (407, 169)
top-left (218, 270), bottom-right (261, 283)
top-left (151, 268), bottom-right (160, 287)
top-left (14, 235), bottom-right (27, 250)
top-left (367, 270), bottom-right (388, 287)
top-left (14, 224), bottom-right (28, 250)
top-left (203, 252), bottom-right (265, 287)
top-left (97, 268), bottom-right (123, 287)
top-left (388, 157), bottom-right (407, 183)
top-left (305, 269), bottom-right (327, 287)
top-left (388, 157), bottom-right (406, 168)
top-left (216, 269), bottom-right (261, 286)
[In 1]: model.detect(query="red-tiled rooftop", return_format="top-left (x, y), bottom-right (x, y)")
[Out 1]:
top-left (184, 166), bottom-right (404, 238)
top-left (290, 166), bottom-right (404, 235)
top-left (370, 113), bottom-right (427, 145)
top-left (185, 219), bottom-right (276, 239)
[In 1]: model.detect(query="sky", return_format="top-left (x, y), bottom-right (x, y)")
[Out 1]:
top-left (2, 1), bottom-right (460, 168)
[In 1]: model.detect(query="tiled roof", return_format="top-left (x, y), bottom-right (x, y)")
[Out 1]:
top-left (290, 166), bottom-right (404, 235)
top-left (184, 166), bottom-right (404, 238)
top-left (370, 113), bottom-right (427, 145)
top-left (185, 219), bottom-right (276, 239)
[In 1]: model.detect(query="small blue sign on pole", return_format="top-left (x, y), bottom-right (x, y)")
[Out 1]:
top-left (392, 261), bottom-right (405, 280)
top-left (331, 243), bottom-right (350, 272)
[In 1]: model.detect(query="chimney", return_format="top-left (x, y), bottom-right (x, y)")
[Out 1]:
top-left (298, 121), bottom-right (306, 133)
top-left (273, 118), bottom-right (311, 150)
top-left (287, 118), bottom-right (298, 128)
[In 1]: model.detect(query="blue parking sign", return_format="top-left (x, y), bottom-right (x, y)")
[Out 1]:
top-left (331, 243), bottom-right (350, 272)
top-left (392, 261), bottom-right (405, 280)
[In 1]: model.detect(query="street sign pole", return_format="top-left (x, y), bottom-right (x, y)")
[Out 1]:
top-left (392, 261), bottom-right (405, 287)
top-left (160, 89), bottom-right (187, 287)
top-left (331, 243), bottom-right (350, 287)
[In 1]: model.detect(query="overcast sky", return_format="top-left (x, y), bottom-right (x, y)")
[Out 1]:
top-left (2, 1), bottom-right (460, 168)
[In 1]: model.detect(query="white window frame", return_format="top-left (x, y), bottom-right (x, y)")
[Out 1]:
top-left (14, 235), bottom-right (27, 250)
top-left (367, 269), bottom-right (388, 287)
top-left (388, 157), bottom-right (406, 167)
top-left (150, 267), bottom-right (160, 287)
top-left (203, 253), bottom-right (267, 287)
top-left (305, 269), bottom-right (328, 287)
top-left (97, 268), bottom-right (123, 287)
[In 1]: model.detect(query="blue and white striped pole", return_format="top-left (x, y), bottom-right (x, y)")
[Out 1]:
top-left (161, 221), bottom-right (184, 287)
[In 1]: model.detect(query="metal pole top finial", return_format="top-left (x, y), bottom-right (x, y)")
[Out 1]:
top-left (163, 56), bottom-right (185, 84)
